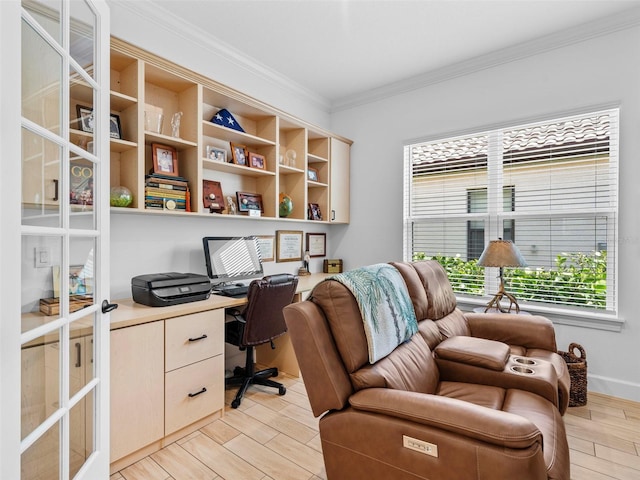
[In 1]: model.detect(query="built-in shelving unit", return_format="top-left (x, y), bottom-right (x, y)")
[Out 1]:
top-left (103, 38), bottom-right (351, 223)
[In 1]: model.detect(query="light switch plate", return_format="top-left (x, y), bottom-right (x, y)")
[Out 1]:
top-left (35, 247), bottom-right (52, 267)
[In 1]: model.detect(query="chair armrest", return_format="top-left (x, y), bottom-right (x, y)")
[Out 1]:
top-left (434, 336), bottom-right (510, 371)
top-left (349, 388), bottom-right (542, 449)
top-left (464, 313), bottom-right (557, 351)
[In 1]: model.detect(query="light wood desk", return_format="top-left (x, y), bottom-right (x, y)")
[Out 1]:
top-left (108, 272), bottom-right (329, 472)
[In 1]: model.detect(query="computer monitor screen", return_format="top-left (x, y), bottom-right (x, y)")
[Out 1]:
top-left (202, 236), bottom-right (263, 284)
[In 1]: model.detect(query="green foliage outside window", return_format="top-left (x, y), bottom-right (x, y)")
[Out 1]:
top-left (412, 251), bottom-right (607, 308)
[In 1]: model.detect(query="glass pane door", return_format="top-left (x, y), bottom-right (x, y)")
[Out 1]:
top-left (19, 1), bottom-right (109, 479)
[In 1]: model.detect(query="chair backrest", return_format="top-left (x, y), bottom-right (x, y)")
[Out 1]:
top-left (241, 274), bottom-right (298, 346)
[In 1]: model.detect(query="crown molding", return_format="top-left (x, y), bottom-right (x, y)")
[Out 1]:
top-left (107, 0), bottom-right (332, 113)
top-left (330, 6), bottom-right (640, 113)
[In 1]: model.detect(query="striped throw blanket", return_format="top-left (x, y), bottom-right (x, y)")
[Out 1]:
top-left (331, 263), bottom-right (418, 363)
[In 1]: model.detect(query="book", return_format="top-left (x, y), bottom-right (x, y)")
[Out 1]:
top-left (145, 182), bottom-right (188, 191)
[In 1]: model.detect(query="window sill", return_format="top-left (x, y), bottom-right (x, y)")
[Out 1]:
top-left (456, 297), bottom-right (624, 332)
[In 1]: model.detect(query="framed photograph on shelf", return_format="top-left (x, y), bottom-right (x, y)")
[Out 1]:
top-left (206, 145), bottom-right (226, 162)
top-left (276, 230), bottom-right (303, 262)
top-left (249, 152), bottom-right (266, 170)
top-left (256, 235), bottom-right (275, 262)
top-left (307, 167), bottom-right (319, 182)
top-left (236, 191), bottom-right (263, 213)
top-left (230, 143), bottom-right (248, 166)
top-left (152, 143), bottom-right (179, 176)
top-left (76, 105), bottom-right (94, 133)
top-left (109, 113), bottom-right (122, 139)
top-left (308, 203), bottom-right (322, 221)
top-left (202, 180), bottom-right (224, 213)
top-left (306, 233), bottom-right (326, 257)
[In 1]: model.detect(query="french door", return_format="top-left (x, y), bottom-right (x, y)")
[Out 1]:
top-left (2, 0), bottom-right (110, 478)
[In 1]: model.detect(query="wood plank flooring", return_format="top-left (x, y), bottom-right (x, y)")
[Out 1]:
top-left (111, 373), bottom-right (640, 480)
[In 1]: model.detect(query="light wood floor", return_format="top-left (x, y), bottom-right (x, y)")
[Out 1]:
top-left (111, 374), bottom-right (640, 480)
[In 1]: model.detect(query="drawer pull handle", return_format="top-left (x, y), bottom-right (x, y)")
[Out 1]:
top-left (188, 334), bottom-right (207, 342)
top-left (188, 387), bottom-right (207, 398)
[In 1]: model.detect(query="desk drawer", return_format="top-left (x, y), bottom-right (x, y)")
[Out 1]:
top-left (165, 355), bottom-right (224, 434)
top-left (165, 310), bottom-right (224, 372)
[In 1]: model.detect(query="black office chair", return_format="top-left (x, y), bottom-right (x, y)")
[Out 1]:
top-left (225, 274), bottom-right (299, 408)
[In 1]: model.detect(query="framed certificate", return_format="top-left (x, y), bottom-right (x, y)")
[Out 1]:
top-left (306, 232), bottom-right (326, 257)
top-left (256, 235), bottom-right (275, 262)
top-left (276, 230), bottom-right (303, 262)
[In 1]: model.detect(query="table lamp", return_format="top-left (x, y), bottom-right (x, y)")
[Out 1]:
top-left (477, 239), bottom-right (527, 313)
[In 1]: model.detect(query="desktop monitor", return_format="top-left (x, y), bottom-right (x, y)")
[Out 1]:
top-left (202, 236), bottom-right (263, 285)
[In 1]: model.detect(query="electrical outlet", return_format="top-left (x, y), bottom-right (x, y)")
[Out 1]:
top-left (403, 435), bottom-right (438, 457)
top-left (35, 247), bottom-right (52, 268)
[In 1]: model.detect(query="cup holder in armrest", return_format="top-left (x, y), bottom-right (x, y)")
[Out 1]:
top-left (510, 365), bottom-right (535, 375)
top-left (513, 357), bottom-right (537, 366)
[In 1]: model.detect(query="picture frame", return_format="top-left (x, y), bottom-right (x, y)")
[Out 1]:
top-left (308, 203), bottom-right (323, 221)
top-left (306, 232), bottom-right (326, 257)
top-left (248, 152), bottom-right (266, 170)
top-left (206, 145), bottom-right (226, 162)
top-left (230, 143), bottom-right (248, 166)
top-left (236, 191), bottom-right (264, 213)
top-left (276, 230), bottom-right (303, 262)
top-left (76, 105), bottom-right (94, 133)
top-left (202, 180), bottom-right (224, 213)
top-left (109, 113), bottom-right (122, 139)
top-left (152, 143), bottom-right (179, 176)
top-left (76, 105), bottom-right (122, 140)
top-left (256, 235), bottom-right (275, 262)
top-left (53, 264), bottom-right (93, 297)
top-left (307, 167), bottom-right (319, 182)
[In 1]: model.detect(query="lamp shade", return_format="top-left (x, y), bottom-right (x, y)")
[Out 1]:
top-left (477, 239), bottom-right (527, 268)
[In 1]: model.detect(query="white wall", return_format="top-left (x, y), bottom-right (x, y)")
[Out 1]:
top-left (331, 26), bottom-right (640, 401)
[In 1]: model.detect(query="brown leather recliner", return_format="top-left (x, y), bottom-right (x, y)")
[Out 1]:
top-left (283, 262), bottom-right (570, 480)
top-left (390, 260), bottom-right (571, 415)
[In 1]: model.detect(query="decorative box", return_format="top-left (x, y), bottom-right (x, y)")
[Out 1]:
top-left (323, 259), bottom-right (343, 274)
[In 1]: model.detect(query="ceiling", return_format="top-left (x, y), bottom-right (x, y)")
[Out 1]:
top-left (117, 0), bottom-right (640, 107)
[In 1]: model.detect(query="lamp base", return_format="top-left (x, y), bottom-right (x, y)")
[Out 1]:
top-left (484, 284), bottom-right (520, 313)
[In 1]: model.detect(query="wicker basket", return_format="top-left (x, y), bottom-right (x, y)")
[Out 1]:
top-left (559, 343), bottom-right (587, 407)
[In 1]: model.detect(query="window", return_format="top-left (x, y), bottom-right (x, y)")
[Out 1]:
top-left (404, 109), bottom-right (618, 315)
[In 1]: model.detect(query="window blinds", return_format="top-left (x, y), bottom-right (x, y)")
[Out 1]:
top-left (404, 109), bottom-right (618, 313)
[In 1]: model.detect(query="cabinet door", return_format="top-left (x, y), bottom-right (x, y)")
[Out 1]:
top-left (330, 138), bottom-right (350, 223)
top-left (110, 321), bottom-right (164, 462)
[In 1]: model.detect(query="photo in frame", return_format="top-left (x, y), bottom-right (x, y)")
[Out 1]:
top-left (236, 191), bottom-right (263, 213)
top-left (76, 105), bottom-right (122, 140)
top-left (76, 105), bottom-right (95, 133)
top-left (306, 232), bottom-right (326, 257)
top-left (206, 145), bottom-right (226, 162)
top-left (308, 203), bottom-right (322, 221)
top-left (256, 235), bottom-right (275, 262)
top-left (307, 167), bottom-right (319, 182)
top-left (152, 143), bottom-right (179, 176)
top-left (248, 152), bottom-right (266, 170)
top-left (276, 230), bottom-right (303, 262)
top-left (202, 180), bottom-right (224, 213)
top-left (109, 113), bottom-right (122, 139)
top-left (230, 143), bottom-right (248, 166)
top-left (53, 264), bottom-right (93, 297)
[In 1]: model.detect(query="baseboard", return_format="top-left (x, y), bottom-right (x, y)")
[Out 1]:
top-left (587, 373), bottom-right (640, 403)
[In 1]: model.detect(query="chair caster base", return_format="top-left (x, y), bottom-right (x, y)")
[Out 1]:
top-left (279, 385), bottom-right (286, 395)
top-left (231, 398), bottom-right (241, 409)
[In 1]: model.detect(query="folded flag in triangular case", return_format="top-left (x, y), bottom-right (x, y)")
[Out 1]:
top-left (210, 108), bottom-right (244, 132)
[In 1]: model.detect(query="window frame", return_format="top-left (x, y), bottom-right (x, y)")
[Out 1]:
top-left (403, 108), bottom-right (622, 331)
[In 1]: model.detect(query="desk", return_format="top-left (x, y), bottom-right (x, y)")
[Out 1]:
top-left (108, 273), bottom-right (329, 472)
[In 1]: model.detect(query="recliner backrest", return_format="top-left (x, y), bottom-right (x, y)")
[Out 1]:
top-left (242, 274), bottom-right (298, 346)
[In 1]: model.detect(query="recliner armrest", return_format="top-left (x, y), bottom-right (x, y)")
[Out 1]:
top-left (434, 336), bottom-right (509, 371)
top-left (464, 312), bottom-right (558, 351)
top-left (349, 388), bottom-right (542, 449)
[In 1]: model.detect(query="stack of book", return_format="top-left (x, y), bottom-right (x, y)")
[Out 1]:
top-left (145, 173), bottom-right (190, 211)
